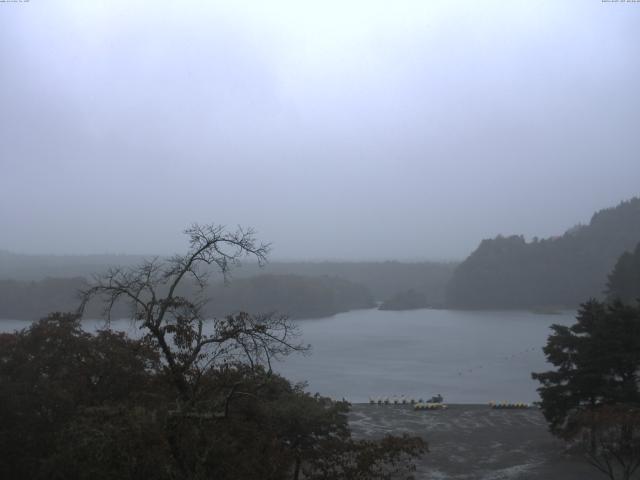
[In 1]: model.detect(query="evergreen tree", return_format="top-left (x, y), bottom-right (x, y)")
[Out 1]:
top-left (532, 300), bottom-right (640, 479)
top-left (607, 242), bottom-right (640, 304)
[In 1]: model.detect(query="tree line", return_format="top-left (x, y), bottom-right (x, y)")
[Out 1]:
top-left (534, 241), bottom-right (640, 480)
top-left (447, 197), bottom-right (640, 309)
top-left (0, 274), bottom-right (373, 321)
top-left (0, 251), bottom-right (456, 305)
top-left (0, 224), bottom-right (425, 479)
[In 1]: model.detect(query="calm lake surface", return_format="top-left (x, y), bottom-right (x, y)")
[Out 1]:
top-left (278, 308), bottom-right (576, 404)
top-left (0, 308), bottom-right (576, 404)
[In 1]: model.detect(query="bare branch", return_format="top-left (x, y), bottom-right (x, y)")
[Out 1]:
top-left (77, 223), bottom-right (302, 405)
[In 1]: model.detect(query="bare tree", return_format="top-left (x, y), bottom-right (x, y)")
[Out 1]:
top-left (78, 223), bottom-right (307, 405)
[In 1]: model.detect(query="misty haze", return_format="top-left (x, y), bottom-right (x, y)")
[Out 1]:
top-left (1, 2), bottom-right (640, 480)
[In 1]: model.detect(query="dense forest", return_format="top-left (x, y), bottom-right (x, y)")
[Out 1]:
top-left (0, 253), bottom-right (455, 304)
top-left (249, 261), bottom-right (456, 305)
top-left (606, 241), bottom-right (640, 304)
top-left (0, 255), bottom-right (455, 319)
top-left (446, 198), bottom-right (640, 309)
top-left (207, 274), bottom-right (374, 319)
top-left (0, 274), bottom-right (373, 321)
top-left (378, 289), bottom-right (432, 311)
top-left (4, 198), bottom-right (639, 316)
top-left (0, 277), bottom-right (88, 321)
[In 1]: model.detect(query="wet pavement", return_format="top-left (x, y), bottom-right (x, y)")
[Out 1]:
top-left (349, 404), bottom-right (600, 479)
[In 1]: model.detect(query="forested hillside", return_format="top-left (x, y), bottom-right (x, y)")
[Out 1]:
top-left (446, 198), bottom-right (640, 309)
top-left (207, 274), bottom-right (374, 319)
top-left (378, 289), bottom-right (431, 311)
top-left (0, 274), bottom-right (373, 321)
top-left (0, 252), bottom-right (455, 304)
top-left (606, 241), bottom-right (640, 304)
top-left (253, 261), bottom-right (456, 303)
top-left (0, 277), bottom-right (88, 320)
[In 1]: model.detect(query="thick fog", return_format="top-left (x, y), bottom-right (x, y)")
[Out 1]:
top-left (1, 0), bottom-right (639, 260)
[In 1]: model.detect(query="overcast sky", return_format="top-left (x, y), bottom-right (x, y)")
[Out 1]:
top-left (1, 0), bottom-right (639, 260)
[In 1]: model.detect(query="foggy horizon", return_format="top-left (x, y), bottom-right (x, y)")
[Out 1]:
top-left (0, 196), bottom-right (634, 263)
top-left (2, 1), bottom-right (639, 260)
top-left (3, 4), bottom-right (640, 478)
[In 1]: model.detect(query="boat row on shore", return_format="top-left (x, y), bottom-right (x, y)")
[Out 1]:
top-left (414, 402), bottom-right (448, 410)
top-left (367, 397), bottom-right (531, 409)
top-left (489, 401), bottom-right (530, 409)
top-left (368, 396), bottom-right (429, 405)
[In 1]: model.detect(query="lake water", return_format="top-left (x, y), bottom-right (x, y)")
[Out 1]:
top-left (0, 308), bottom-right (576, 404)
top-left (277, 308), bottom-right (576, 404)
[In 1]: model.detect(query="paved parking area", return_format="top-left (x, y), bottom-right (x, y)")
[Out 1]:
top-left (349, 404), bottom-right (600, 479)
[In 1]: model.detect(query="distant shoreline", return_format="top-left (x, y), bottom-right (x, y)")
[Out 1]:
top-left (0, 305), bottom-right (578, 323)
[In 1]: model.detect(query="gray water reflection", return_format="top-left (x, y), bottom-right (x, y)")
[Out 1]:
top-left (275, 308), bottom-right (575, 404)
top-left (0, 308), bottom-right (576, 404)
